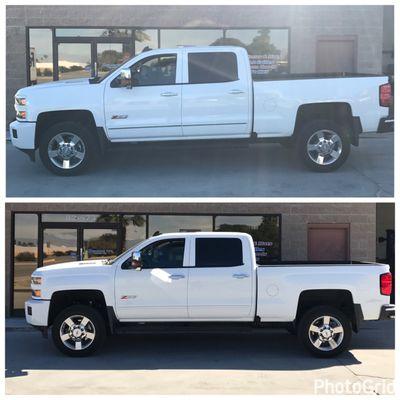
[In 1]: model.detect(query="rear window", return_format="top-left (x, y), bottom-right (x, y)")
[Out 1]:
top-left (188, 52), bottom-right (238, 84)
top-left (195, 238), bottom-right (243, 267)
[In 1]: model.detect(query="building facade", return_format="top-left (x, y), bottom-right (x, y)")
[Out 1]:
top-left (5, 202), bottom-right (394, 316)
top-left (6, 4), bottom-right (393, 124)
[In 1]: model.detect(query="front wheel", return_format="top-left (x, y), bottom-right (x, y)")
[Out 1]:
top-left (297, 120), bottom-right (351, 172)
top-left (298, 306), bottom-right (352, 357)
top-left (39, 121), bottom-right (97, 176)
top-left (51, 305), bottom-right (106, 357)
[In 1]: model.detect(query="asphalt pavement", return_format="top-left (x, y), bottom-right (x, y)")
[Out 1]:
top-left (5, 320), bottom-right (394, 394)
top-left (6, 133), bottom-right (394, 197)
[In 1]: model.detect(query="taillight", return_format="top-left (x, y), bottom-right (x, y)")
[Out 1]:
top-left (380, 272), bottom-right (392, 296)
top-left (379, 83), bottom-right (392, 107)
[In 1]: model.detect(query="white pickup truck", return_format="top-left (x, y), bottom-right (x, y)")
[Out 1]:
top-left (11, 46), bottom-right (392, 175)
top-left (25, 232), bottom-right (394, 358)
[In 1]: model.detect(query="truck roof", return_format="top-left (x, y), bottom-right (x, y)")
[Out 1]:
top-left (149, 231), bottom-right (252, 239)
top-left (142, 45), bottom-right (247, 54)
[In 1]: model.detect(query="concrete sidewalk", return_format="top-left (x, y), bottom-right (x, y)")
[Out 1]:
top-left (5, 319), bottom-right (394, 395)
top-left (6, 133), bottom-right (394, 197)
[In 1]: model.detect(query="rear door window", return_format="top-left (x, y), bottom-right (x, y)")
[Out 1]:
top-left (195, 238), bottom-right (243, 267)
top-left (188, 52), bottom-right (238, 84)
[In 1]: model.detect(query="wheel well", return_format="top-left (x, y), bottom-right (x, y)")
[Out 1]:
top-left (35, 110), bottom-right (97, 148)
top-left (294, 103), bottom-right (356, 144)
top-left (295, 289), bottom-right (359, 331)
top-left (48, 290), bottom-right (111, 332)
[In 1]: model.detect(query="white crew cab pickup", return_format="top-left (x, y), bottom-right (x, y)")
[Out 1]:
top-left (26, 232), bottom-right (394, 357)
top-left (11, 46), bottom-right (392, 175)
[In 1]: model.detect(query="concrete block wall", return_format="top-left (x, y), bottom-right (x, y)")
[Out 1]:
top-left (6, 5), bottom-right (386, 124)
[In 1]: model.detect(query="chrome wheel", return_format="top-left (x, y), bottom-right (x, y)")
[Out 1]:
top-left (48, 132), bottom-right (86, 170)
top-left (307, 130), bottom-right (342, 166)
top-left (59, 315), bottom-right (96, 351)
top-left (308, 315), bottom-right (344, 352)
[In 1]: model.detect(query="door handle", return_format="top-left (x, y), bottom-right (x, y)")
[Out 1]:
top-left (170, 274), bottom-right (185, 280)
top-left (161, 92), bottom-right (178, 97)
top-left (228, 89), bottom-right (245, 94)
top-left (233, 273), bottom-right (249, 279)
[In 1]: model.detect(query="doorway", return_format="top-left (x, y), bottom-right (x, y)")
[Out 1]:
top-left (40, 222), bottom-right (121, 267)
top-left (55, 36), bottom-right (133, 80)
top-left (308, 223), bottom-right (350, 261)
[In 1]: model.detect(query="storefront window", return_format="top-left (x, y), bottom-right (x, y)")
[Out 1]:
top-left (149, 215), bottom-right (213, 236)
top-left (28, 28), bottom-right (53, 84)
top-left (135, 29), bottom-right (158, 53)
top-left (222, 29), bottom-right (289, 76)
top-left (13, 214), bottom-right (38, 309)
top-left (215, 215), bottom-right (281, 263)
top-left (160, 29), bottom-right (223, 47)
top-left (121, 215), bottom-right (147, 250)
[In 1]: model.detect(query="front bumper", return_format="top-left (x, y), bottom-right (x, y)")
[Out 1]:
top-left (378, 304), bottom-right (395, 320)
top-left (25, 298), bottom-right (50, 327)
top-left (9, 120), bottom-right (36, 150)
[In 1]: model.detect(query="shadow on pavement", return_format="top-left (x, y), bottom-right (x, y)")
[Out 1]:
top-left (5, 321), bottom-right (393, 378)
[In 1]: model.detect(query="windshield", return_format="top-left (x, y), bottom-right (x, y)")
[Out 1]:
top-left (105, 240), bottom-right (145, 265)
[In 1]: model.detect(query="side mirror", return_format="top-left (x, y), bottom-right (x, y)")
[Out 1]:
top-left (131, 251), bottom-right (142, 270)
top-left (119, 68), bottom-right (132, 89)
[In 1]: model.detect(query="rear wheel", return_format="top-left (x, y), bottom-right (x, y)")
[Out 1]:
top-left (39, 121), bottom-right (97, 176)
top-left (296, 119), bottom-right (350, 172)
top-left (52, 305), bottom-right (106, 357)
top-left (298, 306), bottom-right (352, 357)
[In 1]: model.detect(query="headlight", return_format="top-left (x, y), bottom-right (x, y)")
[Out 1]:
top-left (15, 97), bottom-right (27, 106)
top-left (31, 276), bottom-right (42, 285)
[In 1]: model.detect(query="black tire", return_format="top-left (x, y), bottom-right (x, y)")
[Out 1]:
top-left (39, 121), bottom-right (97, 176)
top-left (51, 305), bottom-right (106, 357)
top-left (298, 306), bottom-right (352, 357)
top-left (296, 119), bottom-right (351, 172)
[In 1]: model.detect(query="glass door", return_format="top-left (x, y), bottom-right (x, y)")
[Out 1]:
top-left (40, 223), bottom-right (121, 266)
top-left (57, 43), bottom-right (93, 80)
top-left (55, 38), bottom-right (134, 81)
top-left (42, 227), bottom-right (79, 266)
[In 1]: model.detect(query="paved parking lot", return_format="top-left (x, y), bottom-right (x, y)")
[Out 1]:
top-left (5, 320), bottom-right (394, 395)
top-left (6, 133), bottom-right (394, 197)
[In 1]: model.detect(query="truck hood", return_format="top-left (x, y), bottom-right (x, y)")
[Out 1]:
top-left (37, 259), bottom-right (108, 273)
top-left (17, 78), bottom-right (91, 96)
